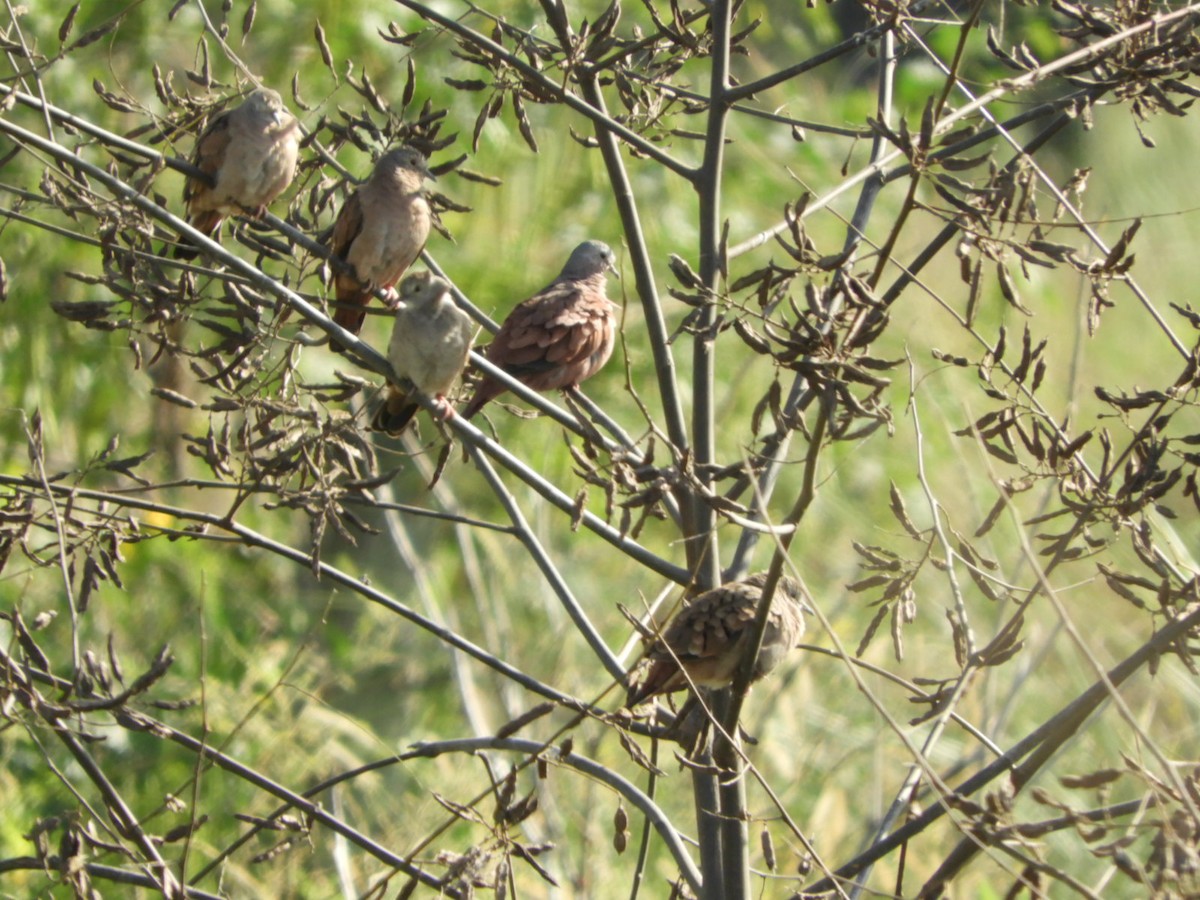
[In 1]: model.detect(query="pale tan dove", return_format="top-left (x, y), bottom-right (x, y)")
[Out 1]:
top-left (177, 88), bottom-right (300, 258)
top-left (625, 573), bottom-right (809, 708)
top-left (371, 272), bottom-right (475, 435)
top-left (461, 240), bottom-right (618, 419)
top-left (326, 147), bottom-right (433, 351)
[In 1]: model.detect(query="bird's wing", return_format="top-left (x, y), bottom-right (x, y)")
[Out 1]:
top-left (488, 283), bottom-right (612, 374)
top-left (329, 190), bottom-right (365, 267)
top-left (185, 110), bottom-right (234, 208)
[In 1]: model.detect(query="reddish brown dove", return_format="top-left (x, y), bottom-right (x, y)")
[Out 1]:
top-left (371, 272), bottom-right (475, 435)
top-left (625, 573), bottom-right (809, 708)
top-left (176, 88), bottom-right (300, 258)
top-left (461, 240), bottom-right (618, 419)
top-left (326, 147), bottom-right (433, 351)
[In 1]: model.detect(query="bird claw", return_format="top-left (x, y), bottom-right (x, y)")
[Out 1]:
top-left (433, 395), bottom-right (456, 421)
top-left (381, 286), bottom-right (401, 309)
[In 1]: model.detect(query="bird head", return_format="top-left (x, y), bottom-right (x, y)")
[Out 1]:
top-left (563, 240), bottom-right (619, 280)
top-left (379, 146), bottom-right (435, 182)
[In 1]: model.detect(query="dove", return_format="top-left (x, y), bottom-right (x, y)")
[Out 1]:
top-left (371, 272), bottom-right (475, 435)
top-left (625, 573), bottom-right (809, 708)
top-left (176, 88), bottom-right (300, 258)
top-left (460, 240), bottom-right (618, 419)
top-left (326, 147), bottom-right (434, 351)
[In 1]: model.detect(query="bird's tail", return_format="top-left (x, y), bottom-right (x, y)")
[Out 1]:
top-left (460, 377), bottom-right (500, 420)
top-left (173, 212), bottom-right (223, 259)
top-left (329, 296), bottom-right (369, 354)
top-left (371, 386), bottom-right (419, 435)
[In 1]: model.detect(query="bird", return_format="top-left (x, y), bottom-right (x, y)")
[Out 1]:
top-left (176, 88), bottom-right (300, 259)
top-left (371, 272), bottom-right (475, 435)
top-left (325, 147), bottom-right (434, 351)
top-left (460, 240), bottom-right (618, 419)
top-left (625, 572), bottom-right (809, 708)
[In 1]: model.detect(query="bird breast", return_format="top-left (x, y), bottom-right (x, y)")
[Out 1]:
top-left (347, 190), bottom-right (429, 288)
top-left (391, 306), bottom-right (471, 396)
top-left (211, 123), bottom-right (297, 211)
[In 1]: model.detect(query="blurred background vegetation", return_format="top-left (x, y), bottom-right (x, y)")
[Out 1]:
top-left (3, 0), bottom-right (1200, 897)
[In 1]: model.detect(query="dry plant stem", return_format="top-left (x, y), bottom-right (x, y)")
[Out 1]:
top-left (692, 739), bottom-right (725, 900)
top-left (406, 737), bottom-right (704, 894)
top-left (690, 0), bottom-right (732, 594)
top-left (729, 105), bottom-right (1077, 575)
top-left (913, 388), bottom-right (975, 656)
top-left (684, 4), bottom-right (738, 893)
top-left (0, 476), bottom-right (597, 712)
top-left (0, 858), bottom-right (223, 899)
top-left (83, 475), bottom-right (510, 532)
top-left (24, 419), bottom-right (81, 674)
top-left (842, 28), bottom-right (897, 266)
top-left (16, 716), bottom-right (180, 895)
top-left (900, 22), bottom-right (1191, 358)
top-left (846, 396), bottom-right (982, 898)
top-left (728, 3), bottom-right (1200, 260)
top-left (629, 738), bottom-right (660, 900)
top-left (467, 442), bottom-right (626, 682)
top-left (2, 0), bottom-right (53, 137)
top-left (394, 0), bottom-right (691, 177)
top-left (574, 81), bottom-right (692, 522)
top-left (804, 602), bottom-right (1200, 894)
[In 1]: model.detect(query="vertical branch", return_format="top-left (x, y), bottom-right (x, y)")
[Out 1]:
top-left (691, 0), bottom-right (733, 591)
top-left (536, 0), bottom-right (699, 562)
top-left (687, 4), bottom-right (741, 896)
top-left (691, 742), bottom-right (725, 900)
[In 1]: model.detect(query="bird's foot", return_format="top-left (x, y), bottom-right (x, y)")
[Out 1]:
top-left (381, 286), bottom-right (401, 309)
top-left (433, 395), bottom-right (456, 421)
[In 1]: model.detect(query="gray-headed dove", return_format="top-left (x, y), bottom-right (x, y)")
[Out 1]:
top-left (461, 240), bottom-right (618, 419)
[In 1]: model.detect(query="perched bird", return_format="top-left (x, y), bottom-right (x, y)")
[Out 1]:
top-left (461, 240), bottom-right (618, 419)
top-left (326, 147), bottom-right (433, 351)
top-left (176, 88), bottom-right (300, 258)
top-left (371, 272), bottom-right (475, 435)
top-left (625, 573), bottom-right (809, 708)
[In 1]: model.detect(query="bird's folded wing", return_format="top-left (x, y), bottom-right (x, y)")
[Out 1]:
top-left (496, 286), bottom-right (612, 366)
top-left (185, 113), bottom-right (232, 206)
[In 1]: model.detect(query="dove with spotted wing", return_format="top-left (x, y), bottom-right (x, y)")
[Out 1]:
top-left (625, 573), bottom-right (809, 708)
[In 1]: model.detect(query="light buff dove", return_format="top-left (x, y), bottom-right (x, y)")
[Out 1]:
top-left (625, 573), bottom-right (808, 708)
top-left (461, 240), bottom-right (618, 419)
top-left (327, 147), bottom-right (433, 351)
top-left (371, 272), bottom-right (475, 435)
top-left (177, 88), bottom-right (300, 258)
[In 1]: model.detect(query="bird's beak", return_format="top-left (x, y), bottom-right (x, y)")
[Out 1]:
top-left (608, 258), bottom-right (620, 279)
